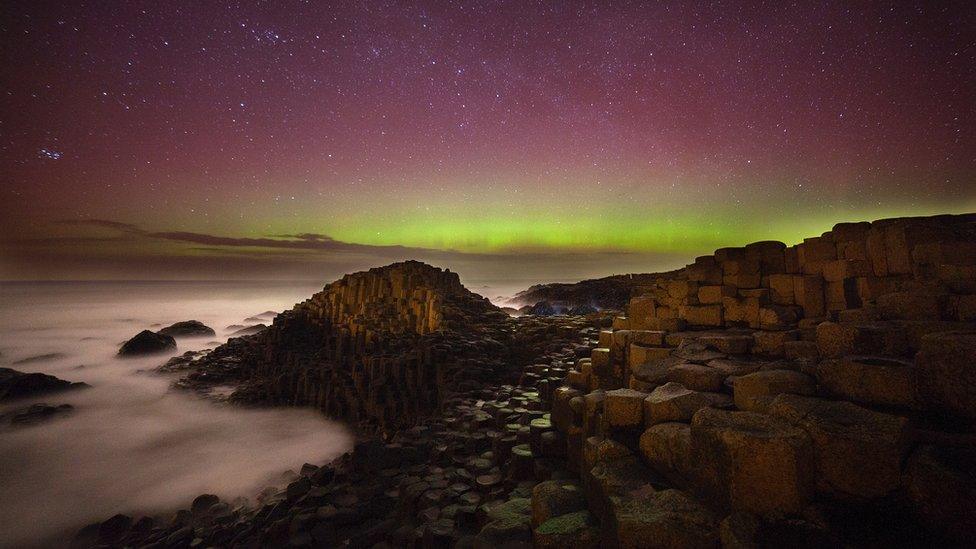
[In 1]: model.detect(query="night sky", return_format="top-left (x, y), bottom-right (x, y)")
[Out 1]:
top-left (2, 1), bottom-right (974, 283)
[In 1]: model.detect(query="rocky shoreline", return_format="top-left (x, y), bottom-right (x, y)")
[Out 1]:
top-left (74, 303), bottom-right (604, 548)
top-left (70, 213), bottom-right (976, 548)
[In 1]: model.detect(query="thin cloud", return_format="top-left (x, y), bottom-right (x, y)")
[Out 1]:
top-left (56, 219), bottom-right (457, 256)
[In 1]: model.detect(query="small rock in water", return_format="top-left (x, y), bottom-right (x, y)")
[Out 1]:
top-left (0, 403), bottom-right (73, 427)
top-left (158, 320), bottom-right (216, 338)
top-left (118, 330), bottom-right (176, 357)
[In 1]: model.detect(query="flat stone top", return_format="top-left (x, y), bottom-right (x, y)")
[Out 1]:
top-left (692, 407), bottom-right (806, 439)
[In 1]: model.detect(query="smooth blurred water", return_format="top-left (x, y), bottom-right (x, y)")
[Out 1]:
top-left (0, 281), bottom-right (355, 547)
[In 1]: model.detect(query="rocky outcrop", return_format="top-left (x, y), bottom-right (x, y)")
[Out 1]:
top-left (510, 272), bottom-right (676, 310)
top-left (230, 324), bottom-right (267, 336)
top-left (158, 320), bottom-right (216, 338)
top-left (77, 308), bottom-right (603, 549)
top-left (527, 301), bottom-right (558, 316)
top-left (0, 367), bottom-right (88, 401)
top-left (169, 261), bottom-right (582, 433)
top-left (549, 213), bottom-right (976, 546)
top-left (118, 330), bottom-right (177, 357)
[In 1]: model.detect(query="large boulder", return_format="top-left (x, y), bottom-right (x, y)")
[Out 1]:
top-left (767, 394), bottom-right (910, 498)
top-left (815, 321), bottom-right (908, 358)
top-left (604, 388), bottom-right (647, 430)
top-left (690, 408), bottom-right (814, 514)
top-left (0, 368), bottom-right (88, 401)
top-left (816, 356), bottom-right (915, 408)
top-left (876, 291), bottom-right (948, 321)
top-left (638, 423), bottom-right (692, 486)
top-left (158, 320), bottom-right (216, 338)
top-left (477, 497), bottom-right (532, 544)
top-left (118, 330), bottom-right (177, 357)
top-left (666, 363), bottom-right (726, 392)
top-left (584, 456), bottom-right (651, 526)
top-left (914, 331), bottom-right (976, 421)
top-left (732, 370), bottom-right (816, 413)
top-left (531, 480), bottom-right (587, 527)
top-left (582, 436), bottom-right (632, 474)
top-left (644, 382), bottom-right (731, 425)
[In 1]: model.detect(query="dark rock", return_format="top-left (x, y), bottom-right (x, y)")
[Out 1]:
top-left (311, 466), bottom-right (335, 486)
top-left (531, 480), bottom-right (586, 527)
top-left (118, 330), bottom-right (176, 357)
top-left (230, 324), bottom-right (267, 336)
top-left (191, 493), bottom-right (220, 515)
top-left (158, 320), bottom-right (216, 338)
top-left (0, 367), bottom-right (88, 401)
top-left (98, 514), bottom-right (132, 543)
top-left (528, 301), bottom-right (558, 316)
top-left (0, 402), bottom-right (73, 426)
top-left (287, 477), bottom-right (312, 500)
top-left (567, 304), bottom-right (599, 316)
top-left (511, 272), bottom-right (671, 311)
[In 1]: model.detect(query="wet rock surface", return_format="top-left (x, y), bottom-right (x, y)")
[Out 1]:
top-left (158, 320), bottom-right (216, 338)
top-left (0, 367), bottom-right (88, 401)
top-left (118, 330), bottom-right (177, 357)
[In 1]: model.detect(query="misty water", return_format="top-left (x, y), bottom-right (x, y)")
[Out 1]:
top-left (0, 281), bottom-right (359, 547)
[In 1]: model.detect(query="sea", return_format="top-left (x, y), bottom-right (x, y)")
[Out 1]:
top-left (0, 280), bottom-right (364, 547)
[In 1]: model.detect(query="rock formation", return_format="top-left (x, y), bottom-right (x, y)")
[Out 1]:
top-left (118, 330), bottom-right (177, 357)
top-left (172, 261), bottom-right (549, 432)
top-left (544, 212), bottom-right (976, 546)
top-left (158, 320), bottom-right (216, 338)
top-left (510, 272), bottom-right (673, 310)
top-left (74, 213), bottom-right (976, 548)
top-left (0, 367), bottom-right (88, 401)
top-left (0, 402), bottom-right (74, 427)
top-left (230, 324), bottom-right (267, 336)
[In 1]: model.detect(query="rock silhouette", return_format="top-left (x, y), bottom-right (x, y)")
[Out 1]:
top-left (118, 330), bottom-right (176, 357)
top-left (158, 320), bottom-right (216, 338)
top-left (0, 368), bottom-right (88, 401)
